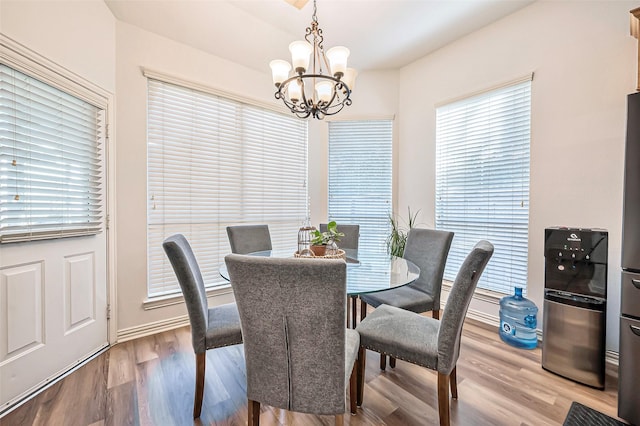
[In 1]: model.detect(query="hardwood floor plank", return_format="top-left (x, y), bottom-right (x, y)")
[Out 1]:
top-left (106, 382), bottom-right (139, 426)
top-left (1, 319), bottom-right (623, 426)
top-left (107, 340), bottom-right (136, 389)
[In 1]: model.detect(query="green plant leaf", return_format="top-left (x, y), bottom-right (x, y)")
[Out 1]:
top-left (386, 207), bottom-right (420, 257)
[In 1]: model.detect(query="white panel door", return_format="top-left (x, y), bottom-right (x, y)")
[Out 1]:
top-left (0, 232), bottom-right (108, 411)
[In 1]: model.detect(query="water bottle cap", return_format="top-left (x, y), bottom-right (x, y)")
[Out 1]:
top-left (515, 287), bottom-right (523, 297)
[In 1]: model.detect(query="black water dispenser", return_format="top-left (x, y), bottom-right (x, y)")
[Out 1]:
top-left (541, 227), bottom-right (608, 389)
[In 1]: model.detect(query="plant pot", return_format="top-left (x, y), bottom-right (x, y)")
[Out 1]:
top-left (310, 245), bottom-right (326, 257)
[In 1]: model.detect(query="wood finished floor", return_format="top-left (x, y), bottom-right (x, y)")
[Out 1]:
top-left (1, 319), bottom-right (621, 426)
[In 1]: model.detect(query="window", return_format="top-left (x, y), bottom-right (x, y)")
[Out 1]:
top-left (328, 120), bottom-right (392, 256)
top-left (435, 77), bottom-right (531, 295)
top-left (0, 64), bottom-right (105, 243)
top-left (147, 77), bottom-right (307, 297)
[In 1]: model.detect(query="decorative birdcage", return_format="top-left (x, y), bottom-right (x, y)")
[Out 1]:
top-left (297, 220), bottom-right (316, 257)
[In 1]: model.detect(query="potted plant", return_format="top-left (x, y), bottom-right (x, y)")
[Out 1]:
top-left (310, 221), bottom-right (345, 256)
top-left (386, 207), bottom-right (420, 257)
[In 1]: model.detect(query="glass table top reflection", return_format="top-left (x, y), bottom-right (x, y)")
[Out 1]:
top-left (219, 248), bottom-right (420, 296)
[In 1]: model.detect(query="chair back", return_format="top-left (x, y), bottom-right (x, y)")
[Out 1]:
top-left (225, 254), bottom-right (347, 415)
top-left (437, 240), bottom-right (494, 374)
top-left (162, 234), bottom-right (208, 353)
top-left (319, 223), bottom-right (360, 250)
top-left (226, 224), bottom-right (272, 254)
top-left (403, 228), bottom-right (454, 308)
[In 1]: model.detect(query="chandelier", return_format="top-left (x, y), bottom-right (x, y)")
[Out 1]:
top-left (269, 0), bottom-right (357, 120)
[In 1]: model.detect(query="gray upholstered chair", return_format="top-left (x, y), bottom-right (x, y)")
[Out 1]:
top-left (226, 224), bottom-right (272, 254)
top-left (162, 234), bottom-right (243, 419)
top-left (224, 254), bottom-right (360, 425)
top-left (355, 240), bottom-right (493, 426)
top-left (359, 228), bottom-right (454, 369)
top-left (319, 223), bottom-right (360, 250)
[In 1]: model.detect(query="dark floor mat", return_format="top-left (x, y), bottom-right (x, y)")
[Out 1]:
top-left (564, 401), bottom-right (628, 426)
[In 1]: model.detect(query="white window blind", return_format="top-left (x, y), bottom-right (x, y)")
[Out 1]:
top-left (328, 120), bottom-right (392, 262)
top-left (0, 64), bottom-right (104, 243)
top-left (147, 78), bottom-right (307, 297)
top-left (435, 78), bottom-right (531, 295)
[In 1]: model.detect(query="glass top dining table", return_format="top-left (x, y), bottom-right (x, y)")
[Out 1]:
top-left (218, 248), bottom-right (421, 297)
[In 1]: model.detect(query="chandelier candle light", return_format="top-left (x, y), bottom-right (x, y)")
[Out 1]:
top-left (270, 0), bottom-right (357, 119)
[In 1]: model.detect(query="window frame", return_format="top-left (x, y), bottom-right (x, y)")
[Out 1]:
top-left (145, 70), bottom-right (308, 299)
top-left (0, 35), bottom-right (110, 244)
top-left (327, 118), bottom-right (394, 256)
top-left (435, 76), bottom-right (532, 295)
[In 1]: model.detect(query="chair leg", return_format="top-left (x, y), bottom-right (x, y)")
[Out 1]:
top-left (360, 300), bottom-right (368, 321)
top-left (248, 399), bottom-right (260, 426)
top-left (349, 360), bottom-right (358, 414)
top-left (351, 296), bottom-right (358, 328)
top-left (357, 347), bottom-right (366, 406)
top-left (433, 308), bottom-right (440, 320)
top-left (379, 353), bottom-right (386, 370)
top-left (335, 414), bottom-right (344, 426)
top-left (389, 356), bottom-right (396, 368)
top-left (437, 372), bottom-right (451, 426)
top-left (194, 352), bottom-right (206, 419)
top-left (450, 366), bottom-right (458, 399)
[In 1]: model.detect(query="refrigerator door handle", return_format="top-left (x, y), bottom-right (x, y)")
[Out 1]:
top-left (632, 279), bottom-right (640, 289)
top-left (631, 325), bottom-right (640, 337)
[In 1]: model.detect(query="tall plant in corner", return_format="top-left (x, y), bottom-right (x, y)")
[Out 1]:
top-left (386, 207), bottom-right (420, 257)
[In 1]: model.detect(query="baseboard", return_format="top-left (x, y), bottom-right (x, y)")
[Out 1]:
top-left (465, 307), bottom-right (500, 327)
top-left (465, 307), bottom-right (619, 370)
top-left (116, 314), bottom-right (190, 342)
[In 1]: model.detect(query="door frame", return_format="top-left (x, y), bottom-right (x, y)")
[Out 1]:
top-left (0, 33), bottom-right (117, 414)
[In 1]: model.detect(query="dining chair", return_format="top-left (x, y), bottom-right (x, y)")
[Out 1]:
top-left (162, 234), bottom-right (243, 419)
top-left (355, 240), bottom-right (494, 426)
top-left (226, 224), bottom-right (272, 254)
top-left (319, 223), bottom-right (360, 250)
top-left (224, 254), bottom-right (360, 426)
top-left (359, 228), bottom-right (454, 369)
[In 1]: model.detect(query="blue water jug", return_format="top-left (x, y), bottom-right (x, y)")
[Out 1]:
top-left (499, 287), bottom-right (538, 350)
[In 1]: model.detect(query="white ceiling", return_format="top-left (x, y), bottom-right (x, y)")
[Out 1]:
top-left (104, 0), bottom-right (535, 73)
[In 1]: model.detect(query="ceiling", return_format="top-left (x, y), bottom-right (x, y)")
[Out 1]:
top-left (104, 0), bottom-right (535, 73)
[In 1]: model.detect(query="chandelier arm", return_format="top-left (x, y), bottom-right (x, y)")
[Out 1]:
top-left (321, 102), bottom-right (346, 117)
top-left (298, 77), bottom-right (312, 110)
top-left (279, 74), bottom-right (345, 88)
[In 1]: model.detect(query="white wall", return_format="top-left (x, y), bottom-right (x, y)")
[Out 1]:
top-left (1, 0), bottom-right (115, 93)
top-left (397, 0), bottom-right (637, 351)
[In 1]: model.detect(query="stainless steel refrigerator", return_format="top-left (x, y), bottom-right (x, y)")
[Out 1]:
top-left (620, 92), bottom-right (640, 426)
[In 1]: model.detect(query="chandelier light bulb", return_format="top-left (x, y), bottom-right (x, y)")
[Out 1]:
top-left (342, 68), bottom-right (358, 92)
top-left (315, 80), bottom-right (333, 104)
top-left (288, 79), bottom-right (303, 103)
top-left (269, 60), bottom-right (292, 87)
top-left (289, 41), bottom-right (313, 74)
top-left (326, 46), bottom-right (350, 78)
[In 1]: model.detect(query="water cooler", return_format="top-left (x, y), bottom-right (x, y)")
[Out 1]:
top-left (541, 227), bottom-right (608, 389)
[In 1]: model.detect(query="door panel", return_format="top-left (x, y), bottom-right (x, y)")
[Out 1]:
top-left (0, 235), bottom-right (108, 412)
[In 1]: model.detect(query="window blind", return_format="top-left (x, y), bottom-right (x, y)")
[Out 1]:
top-left (435, 79), bottom-right (531, 295)
top-left (147, 78), bottom-right (307, 297)
top-left (0, 64), bottom-right (104, 243)
top-left (328, 120), bottom-right (392, 270)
